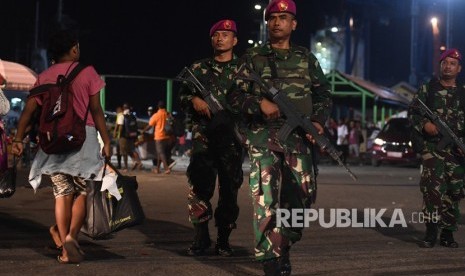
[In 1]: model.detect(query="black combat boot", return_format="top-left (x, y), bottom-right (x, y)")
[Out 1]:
top-left (440, 229), bottom-right (459, 248)
top-left (187, 222), bottom-right (211, 256)
top-left (419, 222), bottom-right (438, 248)
top-left (279, 247), bottom-right (292, 276)
top-left (215, 227), bottom-right (233, 257)
top-left (262, 258), bottom-right (281, 276)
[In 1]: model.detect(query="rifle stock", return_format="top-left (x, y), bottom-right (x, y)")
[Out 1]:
top-left (235, 63), bottom-right (357, 181)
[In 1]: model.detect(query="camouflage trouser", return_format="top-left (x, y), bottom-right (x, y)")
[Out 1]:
top-left (187, 141), bottom-right (244, 228)
top-left (248, 145), bottom-right (314, 261)
top-left (420, 147), bottom-right (465, 231)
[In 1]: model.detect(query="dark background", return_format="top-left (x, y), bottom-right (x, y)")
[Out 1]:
top-left (1, 0), bottom-right (464, 115)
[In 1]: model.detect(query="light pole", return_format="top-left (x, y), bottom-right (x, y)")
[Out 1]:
top-left (409, 0), bottom-right (418, 86)
top-left (446, 0), bottom-right (452, 48)
top-left (431, 17), bottom-right (440, 77)
top-left (254, 3), bottom-right (268, 45)
top-left (254, 4), bottom-right (263, 45)
top-left (261, 5), bottom-right (267, 44)
top-left (254, 1), bottom-right (272, 46)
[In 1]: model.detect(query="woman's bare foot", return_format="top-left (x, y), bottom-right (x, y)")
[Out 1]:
top-left (49, 225), bottom-right (63, 249)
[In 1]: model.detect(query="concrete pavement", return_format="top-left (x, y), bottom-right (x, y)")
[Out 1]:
top-left (1, 158), bottom-right (465, 275)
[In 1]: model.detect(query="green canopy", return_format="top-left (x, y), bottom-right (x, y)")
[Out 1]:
top-left (327, 70), bottom-right (410, 127)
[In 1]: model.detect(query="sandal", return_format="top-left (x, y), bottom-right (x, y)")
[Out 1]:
top-left (57, 255), bottom-right (69, 264)
top-left (63, 236), bottom-right (84, 263)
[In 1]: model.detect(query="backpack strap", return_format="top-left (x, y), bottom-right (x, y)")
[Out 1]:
top-left (64, 63), bottom-right (88, 84)
top-left (28, 83), bottom-right (54, 97)
top-left (28, 63), bottom-right (89, 98)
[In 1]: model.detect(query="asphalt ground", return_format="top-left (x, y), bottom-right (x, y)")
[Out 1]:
top-left (1, 156), bottom-right (465, 276)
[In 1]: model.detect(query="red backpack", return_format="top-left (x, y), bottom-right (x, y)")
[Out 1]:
top-left (28, 63), bottom-right (89, 154)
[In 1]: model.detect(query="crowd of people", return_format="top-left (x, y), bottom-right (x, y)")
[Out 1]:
top-left (4, 0), bottom-right (464, 275)
top-left (326, 117), bottom-right (367, 166)
top-left (110, 102), bottom-right (191, 174)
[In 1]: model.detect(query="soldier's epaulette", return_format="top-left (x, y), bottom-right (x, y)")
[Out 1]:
top-left (245, 46), bottom-right (267, 57)
top-left (192, 58), bottom-right (213, 67)
top-left (293, 45), bottom-right (309, 55)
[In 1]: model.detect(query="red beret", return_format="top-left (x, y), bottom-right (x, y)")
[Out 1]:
top-left (265, 0), bottom-right (297, 20)
top-left (209, 19), bottom-right (237, 37)
top-left (440, 48), bottom-right (462, 62)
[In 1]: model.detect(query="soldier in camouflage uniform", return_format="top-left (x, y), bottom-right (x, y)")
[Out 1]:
top-left (178, 19), bottom-right (243, 257)
top-left (229, 1), bottom-right (332, 274)
top-left (409, 48), bottom-right (465, 248)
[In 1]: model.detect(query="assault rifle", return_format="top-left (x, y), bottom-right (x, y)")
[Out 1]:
top-left (410, 97), bottom-right (465, 153)
top-left (175, 67), bottom-right (242, 143)
top-left (176, 67), bottom-right (224, 114)
top-left (235, 63), bottom-right (357, 181)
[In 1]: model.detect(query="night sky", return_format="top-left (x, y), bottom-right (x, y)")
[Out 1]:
top-left (1, 0), bottom-right (464, 114)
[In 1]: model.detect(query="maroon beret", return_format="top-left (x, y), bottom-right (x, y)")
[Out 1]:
top-left (265, 0), bottom-right (297, 20)
top-left (209, 19), bottom-right (237, 37)
top-left (440, 48), bottom-right (462, 62)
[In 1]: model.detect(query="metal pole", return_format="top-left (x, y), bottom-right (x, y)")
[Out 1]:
top-left (381, 106), bottom-right (385, 127)
top-left (432, 19), bottom-right (440, 77)
top-left (373, 104), bottom-right (377, 126)
top-left (409, 0), bottom-right (418, 86)
top-left (362, 93), bottom-right (366, 127)
top-left (100, 74), bottom-right (175, 112)
top-left (57, 0), bottom-right (63, 26)
top-left (345, 14), bottom-right (352, 74)
top-left (166, 79), bottom-right (173, 113)
top-left (261, 0), bottom-right (272, 44)
top-left (100, 76), bottom-right (106, 110)
top-left (34, 0), bottom-right (39, 48)
top-left (446, 0), bottom-right (452, 48)
top-left (262, 7), bottom-right (267, 43)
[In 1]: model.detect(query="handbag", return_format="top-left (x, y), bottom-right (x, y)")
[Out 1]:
top-left (107, 161), bottom-right (145, 233)
top-left (81, 161), bottom-right (145, 239)
top-left (81, 174), bottom-right (114, 239)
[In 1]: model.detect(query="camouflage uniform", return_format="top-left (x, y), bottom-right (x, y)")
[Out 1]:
top-left (179, 56), bottom-right (244, 230)
top-left (410, 79), bottom-right (465, 231)
top-left (229, 42), bottom-right (332, 261)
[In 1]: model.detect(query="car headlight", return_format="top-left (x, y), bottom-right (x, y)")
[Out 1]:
top-left (374, 138), bottom-right (385, 146)
top-left (408, 141), bottom-right (412, 147)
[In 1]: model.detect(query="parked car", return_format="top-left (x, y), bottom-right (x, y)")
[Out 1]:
top-left (369, 117), bottom-right (420, 167)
